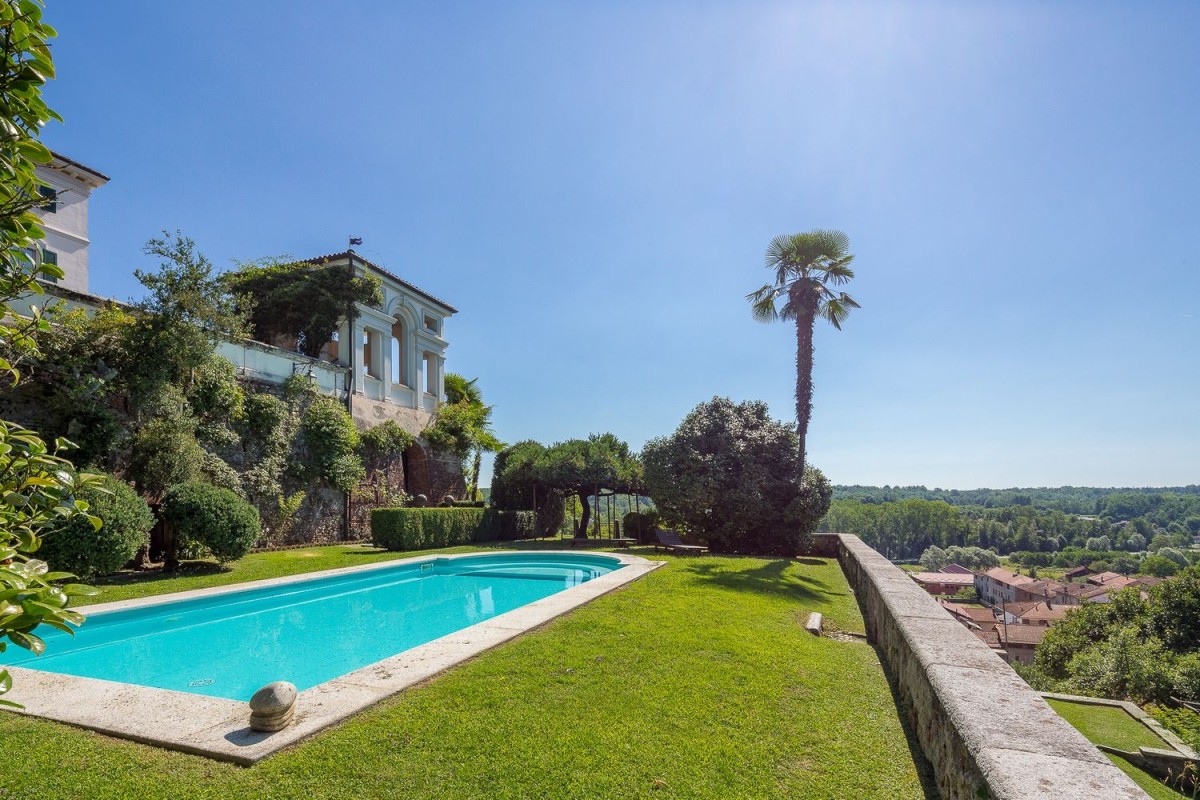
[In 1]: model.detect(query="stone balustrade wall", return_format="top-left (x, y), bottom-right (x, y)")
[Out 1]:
top-left (827, 533), bottom-right (1150, 799)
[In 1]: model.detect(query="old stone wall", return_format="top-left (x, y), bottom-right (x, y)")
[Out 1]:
top-left (835, 534), bottom-right (1150, 799)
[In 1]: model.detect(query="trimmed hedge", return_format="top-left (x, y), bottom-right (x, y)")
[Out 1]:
top-left (371, 508), bottom-right (485, 551)
top-left (161, 481), bottom-right (262, 563)
top-left (370, 507), bottom-right (538, 551)
top-left (38, 474), bottom-right (154, 579)
top-left (482, 509), bottom-right (535, 541)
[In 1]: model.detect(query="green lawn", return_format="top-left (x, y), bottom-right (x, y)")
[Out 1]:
top-left (1046, 699), bottom-right (1167, 753)
top-left (1, 543), bottom-right (933, 799)
top-left (1047, 699), bottom-right (1188, 799)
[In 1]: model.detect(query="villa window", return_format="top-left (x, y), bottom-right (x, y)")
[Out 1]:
top-left (362, 330), bottom-right (381, 379)
top-left (391, 321), bottom-right (405, 385)
top-left (38, 185), bottom-right (57, 213)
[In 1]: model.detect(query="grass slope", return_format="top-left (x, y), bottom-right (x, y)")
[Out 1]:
top-left (1, 545), bottom-right (931, 799)
top-left (1047, 699), bottom-right (1188, 799)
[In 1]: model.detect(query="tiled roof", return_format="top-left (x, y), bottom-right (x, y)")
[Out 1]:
top-left (1087, 571), bottom-right (1133, 587)
top-left (912, 572), bottom-right (975, 586)
top-left (999, 625), bottom-right (1048, 646)
top-left (1001, 601), bottom-right (1043, 617)
top-left (941, 564), bottom-right (974, 575)
top-left (981, 568), bottom-right (1033, 587)
top-left (940, 601), bottom-right (998, 624)
top-left (977, 625), bottom-right (1048, 648)
top-left (49, 150), bottom-right (109, 182)
top-left (1014, 602), bottom-right (1070, 623)
top-left (304, 250), bottom-right (457, 314)
top-left (1020, 580), bottom-right (1064, 599)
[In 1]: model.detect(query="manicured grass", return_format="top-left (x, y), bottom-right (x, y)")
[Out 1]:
top-left (1, 545), bottom-right (932, 799)
top-left (1046, 698), bottom-right (1167, 752)
top-left (1047, 699), bottom-right (1190, 799)
top-left (1106, 753), bottom-right (1191, 800)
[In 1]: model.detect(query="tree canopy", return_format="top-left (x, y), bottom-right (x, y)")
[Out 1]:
top-left (1028, 566), bottom-right (1200, 705)
top-left (534, 434), bottom-right (640, 537)
top-left (0, 0), bottom-right (101, 706)
top-left (223, 257), bottom-right (382, 357)
top-left (642, 397), bottom-right (832, 555)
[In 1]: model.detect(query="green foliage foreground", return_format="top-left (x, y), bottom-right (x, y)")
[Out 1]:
top-left (0, 544), bottom-right (929, 799)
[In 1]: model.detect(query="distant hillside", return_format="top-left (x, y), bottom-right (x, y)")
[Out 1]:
top-left (834, 484), bottom-right (1200, 515)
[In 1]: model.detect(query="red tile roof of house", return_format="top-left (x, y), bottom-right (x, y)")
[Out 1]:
top-left (912, 572), bottom-right (975, 586)
top-left (940, 601), bottom-right (998, 624)
top-left (999, 625), bottom-right (1048, 646)
top-left (1015, 602), bottom-right (1070, 624)
top-left (1087, 571), bottom-right (1134, 587)
top-left (981, 567), bottom-right (1034, 587)
top-left (940, 564), bottom-right (974, 575)
top-left (974, 622), bottom-right (1049, 648)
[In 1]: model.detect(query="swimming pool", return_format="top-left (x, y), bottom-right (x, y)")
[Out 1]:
top-left (8, 552), bottom-right (621, 702)
top-left (4, 550), bottom-right (661, 763)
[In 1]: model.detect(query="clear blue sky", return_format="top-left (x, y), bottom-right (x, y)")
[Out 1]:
top-left (42, 1), bottom-right (1199, 490)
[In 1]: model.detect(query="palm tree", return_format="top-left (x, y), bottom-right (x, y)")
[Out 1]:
top-left (443, 373), bottom-right (503, 500)
top-left (747, 229), bottom-right (859, 470)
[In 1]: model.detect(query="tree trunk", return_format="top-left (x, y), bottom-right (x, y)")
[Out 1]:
top-left (578, 489), bottom-right (591, 537)
top-left (469, 447), bottom-right (482, 501)
top-left (794, 302), bottom-right (817, 472)
top-left (162, 520), bottom-right (180, 572)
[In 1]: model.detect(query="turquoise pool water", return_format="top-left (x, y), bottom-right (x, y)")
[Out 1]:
top-left (9, 552), bottom-right (621, 702)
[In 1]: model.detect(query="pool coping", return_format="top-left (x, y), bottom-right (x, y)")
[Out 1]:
top-left (3, 549), bottom-right (664, 764)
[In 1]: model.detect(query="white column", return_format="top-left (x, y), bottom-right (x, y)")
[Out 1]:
top-left (352, 320), bottom-right (365, 394)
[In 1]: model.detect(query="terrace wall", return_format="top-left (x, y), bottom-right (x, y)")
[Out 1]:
top-left (827, 533), bottom-right (1150, 799)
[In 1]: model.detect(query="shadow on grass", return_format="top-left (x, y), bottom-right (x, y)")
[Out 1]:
top-left (682, 557), bottom-right (836, 604)
top-left (876, 643), bottom-right (943, 800)
top-left (92, 560), bottom-right (230, 588)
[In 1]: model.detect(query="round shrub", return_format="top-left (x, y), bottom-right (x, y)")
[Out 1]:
top-left (38, 474), bottom-right (154, 579)
top-left (161, 481), bottom-right (262, 563)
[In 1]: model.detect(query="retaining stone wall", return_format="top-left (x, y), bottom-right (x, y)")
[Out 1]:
top-left (834, 533), bottom-right (1150, 799)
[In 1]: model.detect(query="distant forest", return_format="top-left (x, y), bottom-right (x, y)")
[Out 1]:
top-left (820, 484), bottom-right (1200, 563)
top-left (833, 484), bottom-right (1200, 515)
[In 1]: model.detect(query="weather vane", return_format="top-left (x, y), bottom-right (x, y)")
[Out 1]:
top-left (348, 236), bottom-right (363, 249)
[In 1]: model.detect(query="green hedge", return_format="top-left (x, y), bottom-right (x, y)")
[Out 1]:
top-left (371, 508), bottom-right (485, 551)
top-left (482, 509), bottom-right (535, 541)
top-left (370, 507), bottom-right (538, 551)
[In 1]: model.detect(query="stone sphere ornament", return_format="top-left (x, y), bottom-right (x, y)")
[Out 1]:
top-left (249, 681), bottom-right (297, 732)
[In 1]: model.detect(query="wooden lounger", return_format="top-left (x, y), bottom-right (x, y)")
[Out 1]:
top-left (654, 530), bottom-right (707, 554)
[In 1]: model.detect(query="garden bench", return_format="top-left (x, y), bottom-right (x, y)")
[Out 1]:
top-left (654, 530), bottom-right (707, 555)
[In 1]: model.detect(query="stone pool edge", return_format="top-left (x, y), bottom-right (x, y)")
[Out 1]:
top-left (4, 550), bottom-right (664, 765)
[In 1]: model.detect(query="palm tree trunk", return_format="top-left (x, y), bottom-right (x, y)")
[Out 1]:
top-left (470, 447), bottom-right (482, 501)
top-left (794, 308), bottom-right (816, 471)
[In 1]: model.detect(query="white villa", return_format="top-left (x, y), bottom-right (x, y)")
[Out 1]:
top-left (21, 153), bottom-right (454, 439)
top-left (34, 152), bottom-right (109, 294)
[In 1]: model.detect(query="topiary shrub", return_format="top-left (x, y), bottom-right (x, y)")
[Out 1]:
top-left (371, 508), bottom-right (485, 551)
top-left (38, 474), bottom-right (154, 579)
top-left (161, 481), bottom-right (262, 564)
